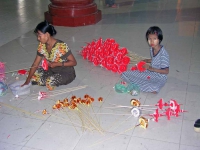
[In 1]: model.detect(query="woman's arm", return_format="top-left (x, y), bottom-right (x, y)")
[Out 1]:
top-left (22, 55), bottom-right (43, 86)
top-left (142, 59), bottom-right (152, 63)
top-left (148, 66), bottom-right (169, 74)
top-left (49, 53), bottom-right (77, 68)
top-left (143, 64), bottom-right (169, 74)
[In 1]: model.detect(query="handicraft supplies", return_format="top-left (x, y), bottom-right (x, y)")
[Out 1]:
top-left (130, 98), bottom-right (187, 129)
top-left (9, 80), bottom-right (31, 96)
top-left (114, 80), bottom-right (140, 96)
top-left (79, 38), bottom-right (147, 74)
top-left (0, 62), bottom-right (5, 82)
top-left (0, 62), bottom-right (8, 96)
top-left (0, 81), bottom-right (8, 96)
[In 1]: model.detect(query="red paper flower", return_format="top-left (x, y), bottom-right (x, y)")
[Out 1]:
top-left (117, 53), bottom-right (123, 61)
top-left (18, 69), bottom-right (27, 75)
top-left (115, 59), bottom-right (121, 65)
top-left (122, 56), bottom-right (130, 65)
top-left (42, 59), bottom-right (48, 71)
top-left (118, 65), bottom-right (127, 74)
top-left (111, 64), bottom-right (118, 73)
top-left (83, 54), bottom-right (87, 59)
top-left (94, 49), bottom-right (99, 57)
top-left (111, 43), bottom-right (119, 50)
top-left (131, 66), bottom-right (137, 71)
top-left (80, 38), bottom-right (132, 74)
top-left (137, 61), bottom-right (146, 72)
top-left (101, 59), bottom-right (107, 68)
top-left (99, 51), bottom-right (105, 59)
top-left (88, 55), bottom-right (93, 62)
top-left (112, 49), bottom-right (119, 57)
top-left (104, 49), bottom-right (110, 56)
top-left (93, 58), bottom-right (99, 66)
top-left (90, 47), bottom-right (95, 54)
top-left (106, 65), bottom-right (112, 70)
top-left (107, 56), bottom-right (114, 64)
top-left (147, 76), bottom-right (150, 80)
top-left (120, 47), bottom-right (128, 56)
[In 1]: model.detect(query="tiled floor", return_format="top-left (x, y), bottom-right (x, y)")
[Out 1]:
top-left (0, 0), bottom-right (200, 150)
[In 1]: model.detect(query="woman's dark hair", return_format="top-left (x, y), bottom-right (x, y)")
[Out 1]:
top-left (34, 20), bottom-right (57, 36)
top-left (146, 26), bottom-right (163, 43)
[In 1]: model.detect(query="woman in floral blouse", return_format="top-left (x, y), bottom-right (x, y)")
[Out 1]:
top-left (22, 21), bottom-right (77, 90)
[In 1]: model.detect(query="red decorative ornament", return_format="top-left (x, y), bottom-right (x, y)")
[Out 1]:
top-left (42, 58), bottom-right (48, 71)
top-left (117, 53), bottom-right (123, 61)
top-left (111, 43), bottom-right (119, 50)
top-left (137, 61), bottom-right (146, 72)
top-left (131, 66), bottom-right (137, 71)
top-left (149, 109), bottom-right (163, 122)
top-left (122, 56), bottom-right (130, 65)
top-left (18, 69), bottom-right (27, 75)
top-left (93, 57), bottom-right (99, 66)
top-left (110, 38), bottom-right (115, 43)
top-left (111, 64), bottom-right (118, 73)
top-left (156, 99), bottom-right (164, 110)
top-left (115, 59), bottom-right (122, 65)
top-left (120, 47), bottom-right (128, 56)
top-left (118, 65), bottom-right (127, 74)
top-left (169, 99), bottom-right (179, 111)
top-left (112, 49), bottom-right (119, 57)
top-left (107, 56), bottom-right (114, 64)
top-left (88, 55), bottom-right (93, 62)
top-left (38, 91), bottom-right (48, 100)
top-left (101, 59), bottom-right (107, 68)
top-left (106, 65), bottom-right (112, 71)
top-left (80, 38), bottom-right (131, 74)
top-left (165, 108), bottom-right (172, 120)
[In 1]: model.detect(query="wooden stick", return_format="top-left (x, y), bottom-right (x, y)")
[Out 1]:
top-left (0, 102), bottom-right (44, 119)
top-left (77, 106), bottom-right (102, 131)
top-left (89, 125), bottom-right (136, 148)
top-left (31, 86), bottom-right (88, 100)
top-left (63, 109), bottom-right (80, 135)
top-left (1, 65), bottom-right (40, 75)
top-left (49, 86), bottom-right (88, 95)
top-left (110, 115), bottom-right (132, 131)
top-left (77, 107), bottom-right (104, 134)
top-left (91, 113), bottom-right (132, 116)
top-left (108, 103), bottom-right (132, 108)
top-left (51, 114), bottom-right (92, 131)
top-left (31, 85), bottom-right (88, 96)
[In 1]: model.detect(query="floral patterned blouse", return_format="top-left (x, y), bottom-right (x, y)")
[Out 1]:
top-left (37, 40), bottom-right (71, 63)
top-left (37, 40), bottom-right (75, 74)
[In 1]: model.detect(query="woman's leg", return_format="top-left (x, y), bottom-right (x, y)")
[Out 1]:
top-left (45, 72), bottom-right (76, 90)
top-left (31, 68), bottom-right (52, 86)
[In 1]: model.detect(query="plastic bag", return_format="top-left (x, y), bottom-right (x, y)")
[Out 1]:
top-left (9, 80), bottom-right (31, 96)
top-left (0, 81), bottom-right (8, 96)
top-left (114, 81), bottom-right (140, 96)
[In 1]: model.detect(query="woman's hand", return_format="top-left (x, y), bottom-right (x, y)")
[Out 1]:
top-left (143, 63), bottom-right (151, 69)
top-left (48, 62), bottom-right (61, 68)
top-left (142, 59), bottom-right (152, 63)
top-left (21, 79), bottom-right (30, 87)
top-left (143, 64), bottom-right (155, 72)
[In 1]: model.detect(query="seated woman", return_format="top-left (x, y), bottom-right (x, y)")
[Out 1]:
top-left (121, 26), bottom-right (169, 93)
top-left (22, 21), bottom-right (77, 90)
